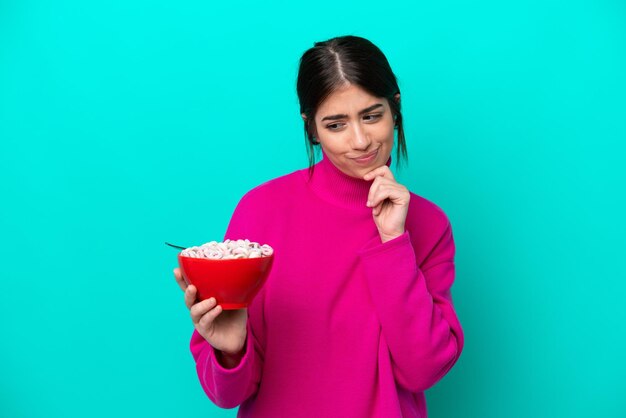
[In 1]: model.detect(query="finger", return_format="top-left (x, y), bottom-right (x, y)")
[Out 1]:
top-left (185, 285), bottom-right (199, 310)
top-left (198, 304), bottom-right (223, 329)
top-left (373, 200), bottom-right (384, 216)
top-left (190, 296), bottom-right (217, 324)
top-left (375, 199), bottom-right (394, 216)
top-left (173, 268), bottom-right (188, 292)
top-left (367, 179), bottom-right (395, 208)
top-left (366, 175), bottom-right (386, 207)
top-left (363, 164), bottom-right (395, 182)
top-left (370, 182), bottom-right (409, 210)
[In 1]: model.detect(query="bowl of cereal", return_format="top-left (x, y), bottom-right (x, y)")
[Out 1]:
top-left (177, 239), bottom-right (274, 310)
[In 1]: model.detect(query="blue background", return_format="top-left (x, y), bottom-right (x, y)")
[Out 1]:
top-left (1, 0), bottom-right (625, 417)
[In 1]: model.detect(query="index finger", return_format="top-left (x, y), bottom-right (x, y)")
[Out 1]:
top-left (173, 267), bottom-right (188, 292)
top-left (363, 164), bottom-right (395, 181)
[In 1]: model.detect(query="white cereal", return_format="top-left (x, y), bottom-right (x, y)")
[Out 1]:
top-left (181, 239), bottom-right (274, 260)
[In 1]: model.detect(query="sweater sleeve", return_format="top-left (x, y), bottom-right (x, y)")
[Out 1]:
top-left (189, 192), bottom-right (265, 408)
top-left (357, 220), bottom-right (464, 393)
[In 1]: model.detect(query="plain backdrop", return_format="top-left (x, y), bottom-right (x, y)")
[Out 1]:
top-left (1, 0), bottom-right (625, 417)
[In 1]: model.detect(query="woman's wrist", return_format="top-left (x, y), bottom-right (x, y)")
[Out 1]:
top-left (380, 230), bottom-right (404, 243)
top-left (216, 347), bottom-right (245, 369)
top-left (215, 334), bottom-right (247, 369)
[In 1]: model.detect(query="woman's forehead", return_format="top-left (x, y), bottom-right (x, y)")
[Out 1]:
top-left (319, 84), bottom-right (384, 108)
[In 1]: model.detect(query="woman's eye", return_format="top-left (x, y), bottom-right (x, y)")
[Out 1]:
top-left (327, 123), bottom-right (344, 130)
top-left (326, 114), bottom-right (381, 130)
top-left (364, 113), bottom-right (383, 121)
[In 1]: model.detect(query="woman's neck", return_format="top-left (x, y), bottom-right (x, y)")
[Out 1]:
top-left (304, 149), bottom-right (392, 210)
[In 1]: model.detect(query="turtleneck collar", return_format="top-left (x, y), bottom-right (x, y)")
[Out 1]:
top-left (303, 149), bottom-right (392, 210)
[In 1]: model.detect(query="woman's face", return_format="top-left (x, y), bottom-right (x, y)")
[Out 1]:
top-left (303, 83), bottom-right (399, 179)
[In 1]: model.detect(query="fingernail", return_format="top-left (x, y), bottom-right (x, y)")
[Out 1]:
top-left (366, 200), bottom-right (371, 207)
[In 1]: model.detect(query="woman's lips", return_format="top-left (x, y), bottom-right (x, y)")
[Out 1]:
top-left (352, 149), bottom-right (378, 164)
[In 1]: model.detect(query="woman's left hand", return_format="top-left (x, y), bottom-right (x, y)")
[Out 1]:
top-left (363, 165), bottom-right (410, 243)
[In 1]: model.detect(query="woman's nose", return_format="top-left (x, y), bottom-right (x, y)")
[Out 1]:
top-left (351, 123), bottom-right (371, 150)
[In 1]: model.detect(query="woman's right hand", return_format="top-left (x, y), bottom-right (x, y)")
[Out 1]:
top-left (174, 267), bottom-right (248, 356)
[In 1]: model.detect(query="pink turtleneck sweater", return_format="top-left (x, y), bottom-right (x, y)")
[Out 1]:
top-left (189, 153), bottom-right (464, 417)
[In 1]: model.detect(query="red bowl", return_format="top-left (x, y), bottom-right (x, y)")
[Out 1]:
top-left (178, 252), bottom-right (274, 310)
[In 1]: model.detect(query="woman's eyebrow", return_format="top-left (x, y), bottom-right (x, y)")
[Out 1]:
top-left (321, 103), bottom-right (384, 122)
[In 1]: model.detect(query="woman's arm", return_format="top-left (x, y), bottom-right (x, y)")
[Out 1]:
top-left (357, 218), bottom-right (464, 393)
top-left (189, 192), bottom-right (266, 408)
top-left (190, 320), bottom-right (263, 408)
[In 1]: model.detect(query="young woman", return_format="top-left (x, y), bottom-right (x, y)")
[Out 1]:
top-left (174, 35), bottom-right (464, 417)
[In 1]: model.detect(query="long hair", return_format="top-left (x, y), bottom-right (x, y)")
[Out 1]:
top-left (296, 35), bottom-right (407, 178)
